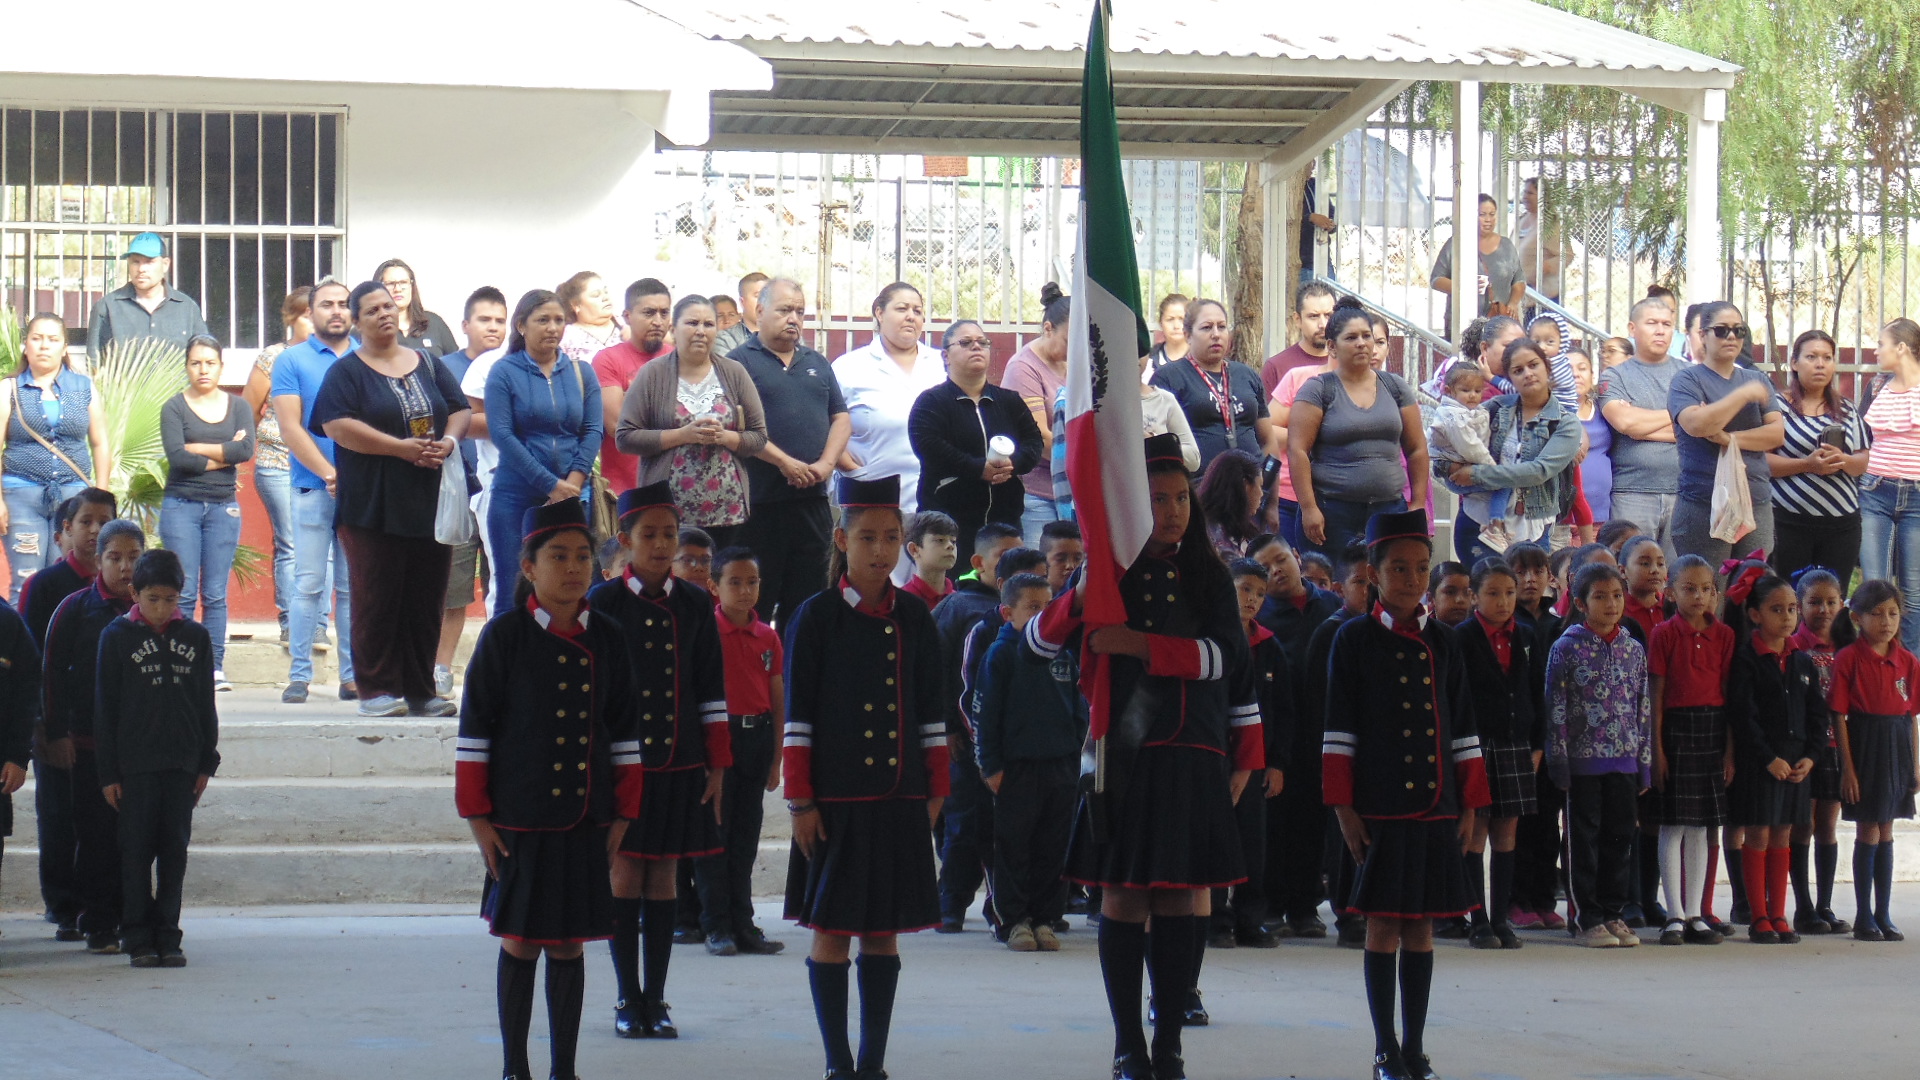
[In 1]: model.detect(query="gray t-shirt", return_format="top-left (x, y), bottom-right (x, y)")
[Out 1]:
top-left (1295, 370), bottom-right (1416, 504)
top-left (1430, 235), bottom-right (1523, 316)
top-left (1597, 357), bottom-right (1685, 494)
top-left (1667, 362), bottom-right (1776, 502)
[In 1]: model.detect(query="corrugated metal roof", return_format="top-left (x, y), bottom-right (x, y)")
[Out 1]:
top-left (645, 0), bottom-right (1738, 80)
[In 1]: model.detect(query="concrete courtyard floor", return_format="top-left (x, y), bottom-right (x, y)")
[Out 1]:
top-left (3, 898), bottom-right (1917, 1080)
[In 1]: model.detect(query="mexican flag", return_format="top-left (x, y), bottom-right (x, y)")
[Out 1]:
top-left (1065, 0), bottom-right (1152, 740)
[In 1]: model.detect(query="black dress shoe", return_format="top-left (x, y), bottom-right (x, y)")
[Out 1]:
top-left (1236, 926), bottom-right (1280, 948)
top-left (1492, 923), bottom-right (1523, 949)
top-left (734, 927), bottom-right (786, 954)
top-left (1404, 1052), bottom-right (1441, 1080)
top-left (1820, 908), bottom-right (1851, 934)
top-left (1289, 914), bottom-right (1328, 938)
top-left (1794, 910), bottom-right (1831, 935)
top-left (1111, 1052), bottom-right (1157, 1080)
top-left (54, 921), bottom-right (83, 942)
top-left (614, 1000), bottom-right (644, 1038)
top-left (644, 999), bottom-right (677, 1038)
top-left (1854, 923), bottom-right (1886, 942)
top-left (1747, 923), bottom-right (1780, 944)
top-left (1878, 918), bottom-right (1904, 942)
top-left (1151, 1052), bottom-right (1186, 1079)
top-left (1372, 1051), bottom-right (1411, 1080)
top-left (1181, 990), bottom-right (1209, 1027)
top-left (1468, 923), bottom-right (1498, 949)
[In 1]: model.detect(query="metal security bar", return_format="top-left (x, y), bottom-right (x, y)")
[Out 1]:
top-left (0, 107), bottom-right (346, 352)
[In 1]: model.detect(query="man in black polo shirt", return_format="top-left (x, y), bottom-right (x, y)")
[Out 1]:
top-left (729, 279), bottom-right (850, 627)
top-left (86, 233), bottom-right (210, 358)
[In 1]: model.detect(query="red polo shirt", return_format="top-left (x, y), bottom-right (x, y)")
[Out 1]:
top-left (1648, 614), bottom-right (1734, 708)
top-left (1475, 612), bottom-right (1515, 672)
top-left (903, 575), bottom-right (954, 610)
top-left (1624, 594), bottom-right (1667, 642)
top-left (716, 606), bottom-right (783, 716)
top-left (1829, 640), bottom-right (1920, 716)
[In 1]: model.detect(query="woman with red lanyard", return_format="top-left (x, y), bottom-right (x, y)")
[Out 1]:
top-left (1151, 299), bottom-right (1275, 473)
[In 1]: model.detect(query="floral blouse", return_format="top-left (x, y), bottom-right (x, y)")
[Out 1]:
top-left (667, 371), bottom-right (747, 528)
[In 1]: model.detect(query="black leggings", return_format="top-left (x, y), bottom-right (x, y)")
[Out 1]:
top-left (1769, 508), bottom-right (1859, 588)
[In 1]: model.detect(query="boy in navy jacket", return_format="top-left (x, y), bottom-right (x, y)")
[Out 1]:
top-left (972, 573), bottom-right (1086, 952)
top-left (95, 549), bottom-right (219, 967)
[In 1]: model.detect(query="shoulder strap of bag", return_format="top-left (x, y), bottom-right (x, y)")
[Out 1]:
top-left (11, 378), bottom-right (89, 482)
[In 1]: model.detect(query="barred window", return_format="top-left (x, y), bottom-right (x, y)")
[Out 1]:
top-left (1, 107), bottom-right (345, 351)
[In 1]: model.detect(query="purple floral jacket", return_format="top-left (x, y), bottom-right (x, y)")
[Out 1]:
top-left (1544, 623), bottom-right (1653, 790)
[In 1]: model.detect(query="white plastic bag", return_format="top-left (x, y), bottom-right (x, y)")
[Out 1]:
top-left (434, 458), bottom-right (476, 546)
top-left (1709, 438), bottom-right (1755, 545)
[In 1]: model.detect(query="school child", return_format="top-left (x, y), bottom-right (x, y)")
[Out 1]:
top-left (669, 526), bottom-right (717, 943)
top-left (41, 519), bottom-right (144, 954)
top-left (589, 483), bottom-right (731, 1039)
top-left (1425, 562), bottom-right (1474, 628)
top-left (1787, 568), bottom-right (1852, 933)
top-left (1323, 509), bottom-right (1488, 1080)
top-left (972, 572), bottom-right (1086, 952)
top-left (1831, 579), bottom-right (1920, 941)
top-left (1647, 554), bottom-right (1734, 946)
top-left (22, 488), bottom-right (114, 941)
top-left (673, 526), bottom-right (715, 591)
top-left (1595, 518), bottom-right (1643, 557)
top-left (1545, 558), bottom-right (1651, 949)
top-left (599, 536), bottom-right (628, 581)
top-left (0, 594), bottom-right (38, 944)
top-left (1718, 559), bottom-right (1774, 928)
top-left (1454, 559), bottom-right (1545, 950)
top-left (456, 500), bottom-right (644, 1080)
top-left (1210, 558), bottom-right (1289, 949)
top-left (1038, 519), bottom-right (1085, 595)
top-left (1300, 551), bottom-right (1335, 594)
top-left (783, 475), bottom-right (949, 1080)
top-left (1503, 543), bottom-right (1552, 634)
top-left (902, 511), bottom-right (959, 610)
top-left (692, 547), bottom-right (787, 956)
top-left (1723, 573), bottom-right (1821, 944)
top-left (1028, 434), bottom-right (1259, 1080)
top-left (1618, 535), bottom-right (1670, 642)
top-left (93, 549), bottom-right (219, 968)
top-left (937, 523), bottom-right (1026, 646)
top-left (1294, 539), bottom-right (1376, 947)
top-left (1499, 541), bottom-right (1566, 933)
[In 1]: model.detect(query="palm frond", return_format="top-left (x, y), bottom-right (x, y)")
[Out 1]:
top-left (91, 337), bottom-right (187, 530)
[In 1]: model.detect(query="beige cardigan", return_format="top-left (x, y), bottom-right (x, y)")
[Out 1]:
top-left (613, 351), bottom-right (769, 488)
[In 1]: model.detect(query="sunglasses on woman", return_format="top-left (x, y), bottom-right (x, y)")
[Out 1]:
top-left (1705, 324), bottom-right (1749, 340)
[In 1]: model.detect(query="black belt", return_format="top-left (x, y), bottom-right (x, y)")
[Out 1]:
top-left (731, 712), bottom-right (773, 729)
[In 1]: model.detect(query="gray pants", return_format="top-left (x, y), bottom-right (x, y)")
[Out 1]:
top-left (1608, 491), bottom-right (1678, 561)
top-left (1668, 488), bottom-right (1775, 567)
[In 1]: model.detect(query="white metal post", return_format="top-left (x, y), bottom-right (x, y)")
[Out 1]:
top-left (1262, 168), bottom-right (1294, 358)
top-left (1685, 88), bottom-right (1727, 303)
top-left (1452, 80), bottom-right (1481, 340)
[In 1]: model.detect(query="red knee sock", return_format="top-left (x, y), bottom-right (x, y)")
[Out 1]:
top-left (1766, 847), bottom-right (1792, 924)
top-left (1701, 844), bottom-right (1721, 920)
top-left (1741, 849), bottom-right (1768, 927)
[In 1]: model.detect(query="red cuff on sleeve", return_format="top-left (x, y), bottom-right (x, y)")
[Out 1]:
top-left (614, 763), bottom-right (645, 820)
top-left (1322, 753), bottom-right (1354, 807)
top-left (783, 745), bottom-right (814, 801)
top-left (925, 742), bottom-right (952, 798)
top-left (1231, 723), bottom-right (1264, 772)
top-left (455, 761), bottom-right (493, 819)
top-left (1144, 635), bottom-right (1203, 680)
top-left (1035, 592), bottom-right (1082, 650)
top-left (704, 719), bottom-right (734, 770)
top-left (1457, 757), bottom-right (1492, 811)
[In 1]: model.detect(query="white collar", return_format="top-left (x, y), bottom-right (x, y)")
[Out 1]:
top-left (1375, 605), bottom-right (1429, 635)
top-left (625, 572), bottom-right (673, 599)
top-left (531, 603), bottom-right (590, 631)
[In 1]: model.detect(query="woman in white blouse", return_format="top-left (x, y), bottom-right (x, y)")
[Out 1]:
top-left (833, 282), bottom-right (946, 513)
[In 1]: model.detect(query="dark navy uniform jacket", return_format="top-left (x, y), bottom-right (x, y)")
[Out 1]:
top-left (1322, 606), bottom-right (1490, 820)
top-left (1455, 615), bottom-right (1546, 748)
top-left (782, 583), bottom-right (950, 802)
top-left (587, 571), bottom-right (731, 773)
top-left (41, 581), bottom-right (132, 747)
top-left (1726, 634), bottom-right (1824, 772)
top-left (1248, 626), bottom-right (1296, 772)
top-left (0, 598), bottom-right (39, 837)
top-left (456, 603), bottom-right (644, 831)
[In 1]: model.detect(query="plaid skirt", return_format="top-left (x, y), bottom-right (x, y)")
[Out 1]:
top-left (1646, 706), bottom-right (1728, 827)
top-left (1484, 739), bottom-right (1538, 819)
top-left (1810, 742), bottom-right (1844, 802)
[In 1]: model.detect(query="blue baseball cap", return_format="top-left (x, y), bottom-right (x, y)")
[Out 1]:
top-left (124, 232), bottom-right (167, 259)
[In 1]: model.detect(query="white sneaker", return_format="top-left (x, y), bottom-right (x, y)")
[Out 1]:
top-left (1605, 919), bottom-right (1640, 947)
top-left (1032, 922), bottom-right (1061, 951)
top-left (433, 664), bottom-right (453, 698)
top-left (1006, 922), bottom-right (1038, 952)
top-left (357, 694), bottom-right (407, 718)
top-left (1578, 923), bottom-right (1621, 948)
top-left (213, 670), bottom-right (233, 692)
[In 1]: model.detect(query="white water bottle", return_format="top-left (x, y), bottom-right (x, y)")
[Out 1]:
top-left (987, 435), bottom-right (1014, 467)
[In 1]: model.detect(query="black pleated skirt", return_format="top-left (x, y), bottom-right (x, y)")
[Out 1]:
top-left (619, 766), bottom-right (723, 860)
top-left (1645, 707), bottom-right (1729, 827)
top-left (1066, 744), bottom-right (1246, 890)
top-left (482, 822), bottom-right (614, 945)
top-left (1728, 761), bottom-right (1814, 827)
top-left (1347, 817), bottom-right (1476, 919)
top-left (1842, 712), bottom-right (1919, 823)
top-left (784, 798), bottom-right (941, 935)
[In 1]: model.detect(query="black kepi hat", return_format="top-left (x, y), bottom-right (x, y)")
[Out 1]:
top-left (1365, 507), bottom-right (1431, 549)
top-left (838, 475), bottom-right (901, 509)
top-left (522, 499), bottom-right (588, 542)
top-left (616, 482), bottom-right (678, 530)
top-left (1144, 432), bottom-right (1184, 467)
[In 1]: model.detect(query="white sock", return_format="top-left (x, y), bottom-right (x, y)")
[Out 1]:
top-left (1682, 826), bottom-right (1711, 923)
top-left (1658, 826), bottom-right (1686, 922)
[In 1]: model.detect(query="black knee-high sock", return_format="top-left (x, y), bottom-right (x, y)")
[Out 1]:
top-left (1726, 841), bottom-right (1749, 914)
top-left (1490, 849), bottom-right (1516, 927)
top-left (1853, 843), bottom-right (1875, 926)
top-left (1875, 840), bottom-right (1896, 924)
top-left (497, 950), bottom-right (538, 1079)
top-left (1098, 917), bottom-right (1149, 1061)
top-left (609, 896), bottom-right (641, 1007)
top-left (1363, 949), bottom-right (1399, 1058)
top-left (807, 959), bottom-right (855, 1074)
top-left (1638, 832), bottom-right (1664, 913)
top-left (1464, 851), bottom-right (1488, 927)
top-left (641, 898), bottom-right (676, 1004)
top-left (546, 955), bottom-right (585, 1080)
top-left (1789, 841), bottom-right (1813, 917)
top-left (1399, 949), bottom-right (1435, 1061)
top-left (855, 952), bottom-right (903, 1073)
top-left (1147, 914), bottom-right (1197, 1060)
top-left (1188, 911), bottom-right (1209, 992)
top-left (1816, 841), bottom-right (1839, 911)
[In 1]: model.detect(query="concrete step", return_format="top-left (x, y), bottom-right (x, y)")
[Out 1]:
top-left (220, 621), bottom-right (480, 688)
top-left (11, 777), bottom-right (469, 846)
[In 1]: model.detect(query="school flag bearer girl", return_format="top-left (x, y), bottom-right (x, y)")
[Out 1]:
top-left (456, 499), bottom-right (644, 1080)
top-left (783, 475), bottom-right (950, 1080)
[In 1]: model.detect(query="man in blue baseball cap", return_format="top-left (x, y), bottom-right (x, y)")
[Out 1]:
top-left (85, 232), bottom-right (209, 358)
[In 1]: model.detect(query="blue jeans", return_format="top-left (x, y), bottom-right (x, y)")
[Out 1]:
top-left (1274, 497), bottom-right (1301, 550)
top-left (1311, 494), bottom-right (1407, 557)
top-left (253, 466), bottom-right (295, 621)
top-left (290, 486), bottom-right (353, 685)
top-left (486, 478), bottom-right (546, 618)
top-left (4, 479), bottom-right (87, 603)
top-left (1021, 491), bottom-right (1060, 547)
top-left (1859, 474), bottom-right (1920, 654)
top-left (158, 496), bottom-right (242, 669)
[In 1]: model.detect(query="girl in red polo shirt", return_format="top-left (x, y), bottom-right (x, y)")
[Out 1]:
top-left (1788, 567), bottom-right (1852, 933)
top-left (1832, 579), bottom-right (1920, 941)
top-left (1619, 535), bottom-right (1670, 642)
top-left (1648, 554), bottom-right (1735, 946)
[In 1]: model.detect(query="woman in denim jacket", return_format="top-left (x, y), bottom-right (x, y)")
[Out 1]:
top-left (1443, 339), bottom-right (1581, 563)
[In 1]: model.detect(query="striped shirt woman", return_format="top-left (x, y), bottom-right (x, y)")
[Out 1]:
top-left (1857, 318), bottom-right (1920, 654)
top-left (1769, 330), bottom-right (1870, 585)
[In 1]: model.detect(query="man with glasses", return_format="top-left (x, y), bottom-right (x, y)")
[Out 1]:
top-left (726, 278), bottom-right (849, 627)
top-left (1598, 298), bottom-right (1686, 557)
top-left (1666, 304), bottom-right (1783, 562)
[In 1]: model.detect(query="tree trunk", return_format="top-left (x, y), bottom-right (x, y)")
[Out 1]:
top-left (1228, 161), bottom-right (1266, 369)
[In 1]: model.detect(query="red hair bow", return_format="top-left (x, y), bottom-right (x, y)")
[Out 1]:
top-left (1721, 550), bottom-right (1768, 605)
